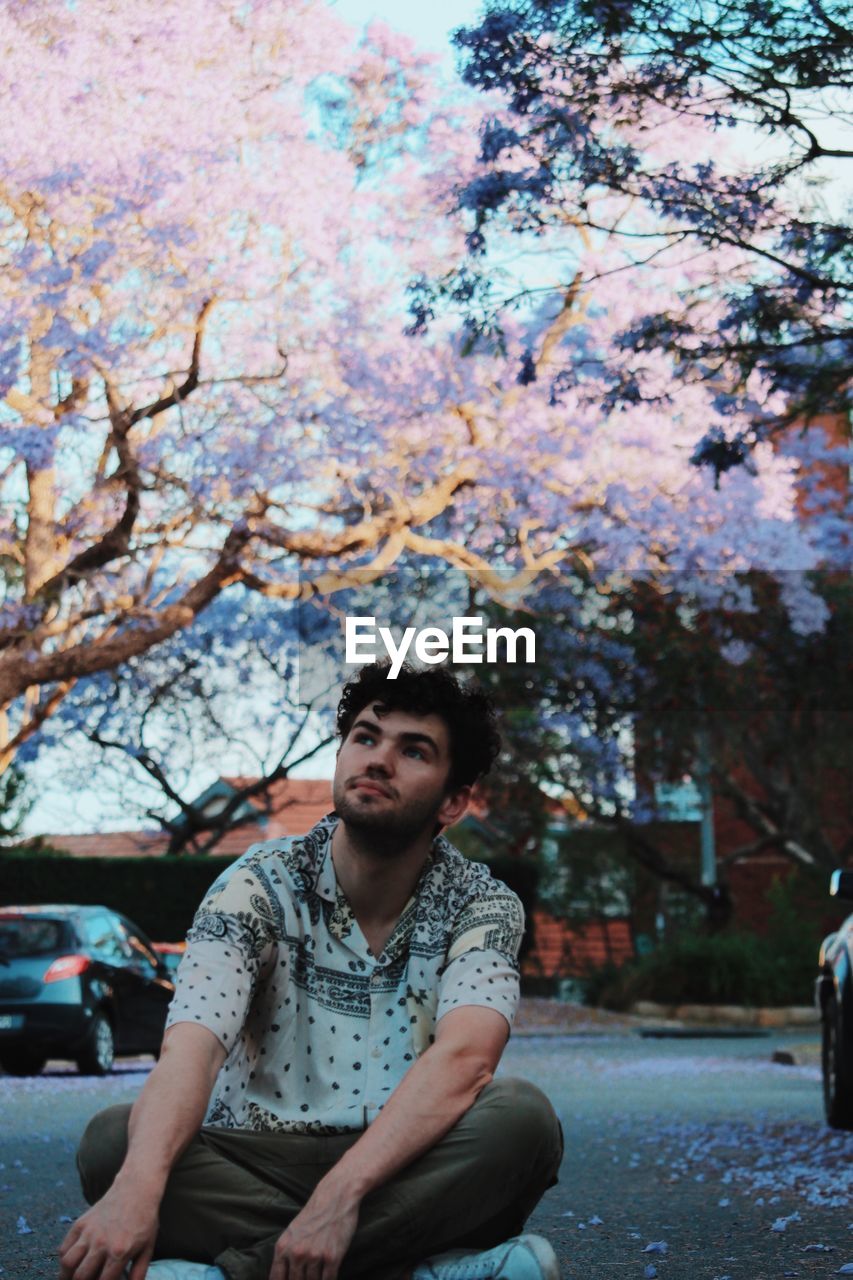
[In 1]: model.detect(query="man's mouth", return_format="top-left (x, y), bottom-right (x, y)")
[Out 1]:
top-left (351, 778), bottom-right (393, 799)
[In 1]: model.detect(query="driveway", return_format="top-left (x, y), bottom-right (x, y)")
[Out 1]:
top-left (2, 1026), bottom-right (851, 1279)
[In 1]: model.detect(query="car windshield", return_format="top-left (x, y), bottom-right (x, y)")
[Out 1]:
top-left (0, 918), bottom-right (67, 957)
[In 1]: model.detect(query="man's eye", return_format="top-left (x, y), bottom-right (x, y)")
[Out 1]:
top-left (355, 733), bottom-right (375, 745)
top-left (404, 746), bottom-right (425, 759)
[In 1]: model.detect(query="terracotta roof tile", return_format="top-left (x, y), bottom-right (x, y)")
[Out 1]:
top-left (42, 779), bottom-right (334, 859)
top-left (43, 832), bottom-right (171, 859)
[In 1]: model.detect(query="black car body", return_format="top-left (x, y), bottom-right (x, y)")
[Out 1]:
top-left (0, 904), bottom-right (175, 1076)
top-left (816, 870), bottom-right (853, 1129)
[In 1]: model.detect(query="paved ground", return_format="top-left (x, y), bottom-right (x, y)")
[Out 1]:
top-left (503, 1030), bottom-right (852, 1280)
top-left (1, 1006), bottom-right (851, 1279)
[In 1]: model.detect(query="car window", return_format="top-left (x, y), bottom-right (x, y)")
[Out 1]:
top-left (79, 913), bottom-right (129, 962)
top-left (0, 918), bottom-right (67, 957)
top-left (115, 920), bottom-right (159, 974)
top-left (156, 950), bottom-right (183, 975)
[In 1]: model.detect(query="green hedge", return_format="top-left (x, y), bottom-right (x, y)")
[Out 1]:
top-left (0, 850), bottom-right (233, 941)
top-left (0, 848), bottom-right (539, 953)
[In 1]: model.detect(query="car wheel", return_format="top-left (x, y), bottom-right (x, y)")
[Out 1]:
top-left (822, 994), bottom-right (853, 1130)
top-left (76, 1011), bottom-right (115, 1076)
top-left (0, 1051), bottom-right (47, 1077)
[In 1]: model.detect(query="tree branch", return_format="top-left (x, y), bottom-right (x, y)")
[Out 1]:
top-left (33, 300), bottom-right (217, 599)
top-left (712, 767), bottom-right (821, 868)
top-left (128, 298), bottom-right (216, 427)
top-left (0, 520), bottom-right (252, 708)
top-left (252, 462), bottom-right (477, 559)
top-left (0, 680), bottom-right (76, 774)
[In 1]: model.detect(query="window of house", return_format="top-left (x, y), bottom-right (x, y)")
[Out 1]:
top-left (654, 777), bottom-right (704, 822)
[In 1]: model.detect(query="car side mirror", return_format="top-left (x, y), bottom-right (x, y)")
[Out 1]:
top-left (829, 870), bottom-right (853, 901)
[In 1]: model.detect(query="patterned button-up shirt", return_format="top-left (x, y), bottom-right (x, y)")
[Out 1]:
top-left (165, 813), bottom-right (524, 1134)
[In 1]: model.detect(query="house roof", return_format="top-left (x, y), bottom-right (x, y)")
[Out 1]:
top-left (41, 831), bottom-right (172, 859)
top-left (219, 777), bottom-right (333, 838)
top-left (41, 778), bottom-right (334, 859)
top-left (39, 777), bottom-right (541, 861)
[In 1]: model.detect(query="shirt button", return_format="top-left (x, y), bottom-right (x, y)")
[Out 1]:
top-left (370, 1046), bottom-right (381, 1059)
top-left (370, 971), bottom-right (382, 984)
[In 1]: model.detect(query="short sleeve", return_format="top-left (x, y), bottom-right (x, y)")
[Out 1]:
top-left (165, 848), bottom-right (280, 1051)
top-left (436, 887), bottom-right (524, 1031)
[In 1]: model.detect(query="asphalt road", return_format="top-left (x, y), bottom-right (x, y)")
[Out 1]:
top-left (2, 1030), bottom-right (852, 1280)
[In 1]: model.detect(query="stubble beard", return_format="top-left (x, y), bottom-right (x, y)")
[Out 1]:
top-left (333, 778), bottom-right (444, 855)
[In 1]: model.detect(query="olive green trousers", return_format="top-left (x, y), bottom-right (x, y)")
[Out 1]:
top-left (77, 1077), bottom-right (562, 1280)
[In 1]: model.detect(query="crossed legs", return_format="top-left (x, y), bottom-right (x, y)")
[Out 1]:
top-left (77, 1078), bottom-right (563, 1280)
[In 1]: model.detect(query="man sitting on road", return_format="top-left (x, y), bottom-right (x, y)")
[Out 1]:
top-left (59, 662), bottom-right (563, 1280)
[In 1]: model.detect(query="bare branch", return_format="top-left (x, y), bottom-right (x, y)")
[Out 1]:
top-left (128, 298), bottom-right (216, 427)
top-left (252, 462), bottom-right (477, 559)
top-left (712, 768), bottom-right (819, 868)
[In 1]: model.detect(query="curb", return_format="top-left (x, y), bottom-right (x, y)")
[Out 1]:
top-left (628, 1000), bottom-right (820, 1029)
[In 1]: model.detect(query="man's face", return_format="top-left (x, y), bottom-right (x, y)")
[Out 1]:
top-left (333, 704), bottom-right (469, 847)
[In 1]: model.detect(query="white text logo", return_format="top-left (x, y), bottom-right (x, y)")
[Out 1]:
top-left (344, 616), bottom-right (536, 678)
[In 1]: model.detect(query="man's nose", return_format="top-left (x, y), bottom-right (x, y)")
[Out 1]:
top-left (366, 745), bottom-right (394, 775)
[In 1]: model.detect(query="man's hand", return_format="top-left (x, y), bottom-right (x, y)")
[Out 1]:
top-left (58, 1181), bottom-right (159, 1280)
top-left (56, 1023), bottom-right (226, 1280)
top-left (269, 1183), bottom-right (360, 1280)
top-left (264, 1007), bottom-right (508, 1279)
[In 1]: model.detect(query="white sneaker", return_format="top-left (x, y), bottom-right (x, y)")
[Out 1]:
top-left (145, 1263), bottom-right (226, 1280)
top-left (413, 1233), bottom-right (560, 1280)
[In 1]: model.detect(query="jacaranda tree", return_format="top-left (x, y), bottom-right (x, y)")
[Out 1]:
top-left (1, 0), bottom-right (841, 796)
top-left (37, 593), bottom-right (338, 852)
top-left (441, 0), bottom-right (851, 472)
top-left (0, 0), bottom-right (483, 768)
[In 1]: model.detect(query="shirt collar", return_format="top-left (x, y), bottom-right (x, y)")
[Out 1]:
top-left (313, 813), bottom-right (339, 904)
top-left (305, 815), bottom-right (454, 960)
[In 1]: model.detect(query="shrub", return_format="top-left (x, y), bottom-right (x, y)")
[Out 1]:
top-left (590, 870), bottom-right (827, 1009)
top-left (0, 849), bottom-right (234, 941)
top-left (594, 932), bottom-right (784, 1008)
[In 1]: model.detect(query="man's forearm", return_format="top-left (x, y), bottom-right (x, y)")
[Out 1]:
top-left (315, 1040), bottom-right (495, 1205)
top-left (267, 1040), bottom-right (496, 1280)
top-left (113, 1024), bottom-right (225, 1200)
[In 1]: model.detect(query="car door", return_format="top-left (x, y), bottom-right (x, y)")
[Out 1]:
top-left (77, 911), bottom-right (138, 1051)
top-left (112, 916), bottom-right (175, 1053)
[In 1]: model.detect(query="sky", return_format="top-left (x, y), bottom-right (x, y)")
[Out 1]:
top-left (331, 0), bottom-right (483, 54)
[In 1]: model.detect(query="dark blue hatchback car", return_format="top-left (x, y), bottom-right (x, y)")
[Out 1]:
top-left (0, 904), bottom-right (175, 1076)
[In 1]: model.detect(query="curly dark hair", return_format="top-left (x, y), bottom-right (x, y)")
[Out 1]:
top-left (336, 662), bottom-right (501, 791)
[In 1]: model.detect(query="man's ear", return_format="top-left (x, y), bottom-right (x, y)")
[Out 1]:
top-left (436, 785), bottom-right (472, 831)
